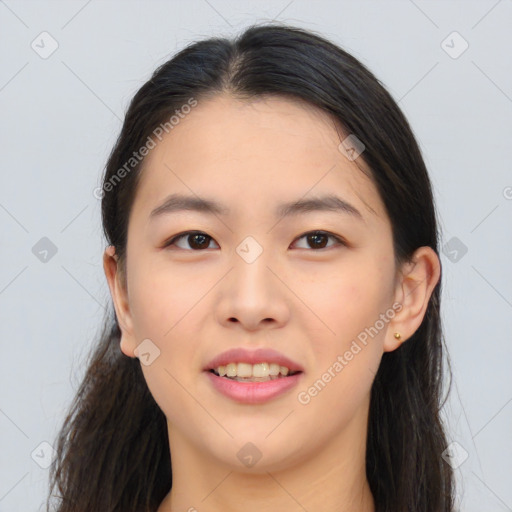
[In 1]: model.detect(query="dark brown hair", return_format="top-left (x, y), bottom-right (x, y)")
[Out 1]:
top-left (46, 22), bottom-right (455, 512)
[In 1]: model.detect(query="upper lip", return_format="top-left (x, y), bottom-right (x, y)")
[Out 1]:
top-left (204, 348), bottom-right (304, 373)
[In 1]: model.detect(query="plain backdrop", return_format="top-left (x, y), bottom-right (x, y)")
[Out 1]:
top-left (1, 1), bottom-right (511, 511)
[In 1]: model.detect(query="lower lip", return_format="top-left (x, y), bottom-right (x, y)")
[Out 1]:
top-left (204, 371), bottom-right (303, 404)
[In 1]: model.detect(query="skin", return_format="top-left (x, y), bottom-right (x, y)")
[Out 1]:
top-left (104, 94), bottom-right (440, 512)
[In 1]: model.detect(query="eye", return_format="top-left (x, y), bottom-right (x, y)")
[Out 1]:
top-left (163, 231), bottom-right (219, 250)
top-left (162, 229), bottom-right (345, 251)
top-left (292, 230), bottom-right (346, 250)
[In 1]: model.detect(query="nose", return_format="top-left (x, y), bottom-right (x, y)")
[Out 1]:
top-left (214, 246), bottom-right (291, 332)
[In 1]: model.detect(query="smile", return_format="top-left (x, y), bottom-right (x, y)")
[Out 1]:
top-left (211, 362), bottom-right (298, 379)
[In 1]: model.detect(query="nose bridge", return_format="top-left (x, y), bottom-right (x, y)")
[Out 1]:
top-left (214, 234), bottom-right (290, 329)
top-left (231, 234), bottom-right (275, 299)
top-left (235, 234), bottom-right (267, 267)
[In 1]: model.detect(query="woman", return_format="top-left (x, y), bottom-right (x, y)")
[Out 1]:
top-left (46, 23), bottom-right (455, 512)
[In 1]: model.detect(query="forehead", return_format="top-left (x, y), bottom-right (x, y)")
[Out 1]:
top-left (132, 94), bottom-right (387, 223)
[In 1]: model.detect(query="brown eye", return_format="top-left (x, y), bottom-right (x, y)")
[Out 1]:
top-left (293, 230), bottom-right (345, 250)
top-left (164, 231), bottom-right (218, 250)
top-left (307, 232), bottom-right (329, 249)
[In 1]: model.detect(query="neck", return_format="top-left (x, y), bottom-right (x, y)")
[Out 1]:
top-left (158, 402), bottom-right (375, 512)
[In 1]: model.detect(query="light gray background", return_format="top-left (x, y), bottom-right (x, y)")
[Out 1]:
top-left (1, 1), bottom-right (511, 511)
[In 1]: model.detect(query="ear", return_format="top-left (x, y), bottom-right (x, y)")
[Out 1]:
top-left (384, 246), bottom-right (441, 352)
top-left (103, 246), bottom-right (137, 358)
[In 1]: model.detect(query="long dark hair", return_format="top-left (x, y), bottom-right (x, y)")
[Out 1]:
top-left (46, 23), bottom-right (455, 512)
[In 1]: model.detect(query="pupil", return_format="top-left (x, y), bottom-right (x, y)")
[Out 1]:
top-left (308, 232), bottom-right (326, 249)
top-left (190, 233), bottom-right (208, 249)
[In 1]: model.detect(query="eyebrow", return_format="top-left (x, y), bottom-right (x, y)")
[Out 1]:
top-left (149, 193), bottom-right (364, 221)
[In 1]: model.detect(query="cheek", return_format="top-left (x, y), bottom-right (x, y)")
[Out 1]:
top-left (127, 259), bottom-right (208, 339)
top-left (126, 261), bottom-right (211, 415)
top-left (297, 252), bottom-right (394, 401)
top-left (304, 256), bottom-right (392, 341)
top-left (295, 265), bottom-right (388, 433)
top-left (126, 264), bottom-right (209, 422)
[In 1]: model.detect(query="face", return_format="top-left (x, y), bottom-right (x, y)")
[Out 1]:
top-left (110, 94), bottom-right (405, 473)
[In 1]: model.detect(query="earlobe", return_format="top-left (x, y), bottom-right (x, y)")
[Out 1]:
top-left (103, 246), bottom-right (137, 358)
top-left (384, 246), bottom-right (441, 352)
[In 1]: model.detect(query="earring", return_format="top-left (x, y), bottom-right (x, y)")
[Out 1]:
top-left (394, 332), bottom-right (401, 340)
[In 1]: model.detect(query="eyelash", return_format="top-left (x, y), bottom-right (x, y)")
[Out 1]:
top-left (162, 230), bottom-right (346, 251)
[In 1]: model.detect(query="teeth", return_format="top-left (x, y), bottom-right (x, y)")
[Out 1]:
top-left (237, 362), bottom-right (253, 378)
top-left (253, 363), bottom-right (269, 378)
top-left (269, 363), bottom-right (280, 376)
top-left (213, 362), bottom-right (295, 379)
top-left (225, 363), bottom-right (237, 377)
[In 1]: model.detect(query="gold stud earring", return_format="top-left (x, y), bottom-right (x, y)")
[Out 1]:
top-left (394, 332), bottom-right (401, 340)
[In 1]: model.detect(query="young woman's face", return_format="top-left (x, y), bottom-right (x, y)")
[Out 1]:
top-left (115, 94), bottom-right (404, 472)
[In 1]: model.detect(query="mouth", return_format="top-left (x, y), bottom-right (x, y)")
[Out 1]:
top-left (208, 363), bottom-right (303, 383)
top-left (204, 365), bottom-right (304, 404)
top-left (203, 348), bottom-right (304, 403)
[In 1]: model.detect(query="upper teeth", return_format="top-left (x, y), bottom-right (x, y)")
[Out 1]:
top-left (215, 363), bottom-right (292, 378)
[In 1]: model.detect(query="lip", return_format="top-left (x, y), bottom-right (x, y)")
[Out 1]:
top-left (205, 370), bottom-right (304, 404)
top-left (204, 347), bottom-right (304, 373)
